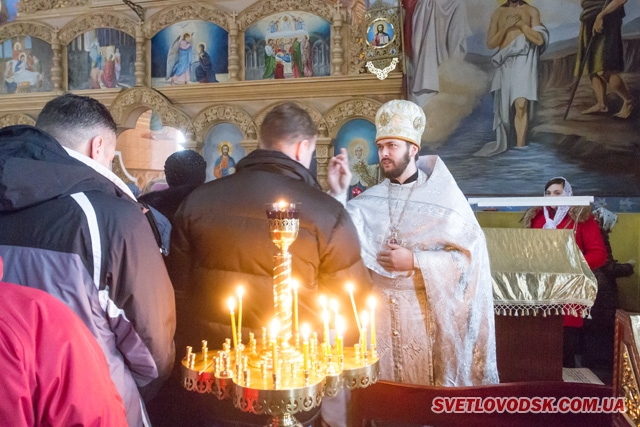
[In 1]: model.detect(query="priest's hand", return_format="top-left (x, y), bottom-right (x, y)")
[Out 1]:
top-left (377, 244), bottom-right (414, 272)
top-left (328, 148), bottom-right (351, 196)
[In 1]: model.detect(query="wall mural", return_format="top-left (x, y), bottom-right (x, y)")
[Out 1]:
top-left (244, 11), bottom-right (331, 81)
top-left (203, 123), bottom-right (246, 181)
top-left (401, 0), bottom-right (640, 207)
top-left (333, 118), bottom-right (379, 199)
top-left (151, 20), bottom-right (229, 87)
top-left (0, 0), bottom-right (19, 24)
top-left (67, 28), bottom-right (135, 90)
top-left (0, 36), bottom-right (52, 94)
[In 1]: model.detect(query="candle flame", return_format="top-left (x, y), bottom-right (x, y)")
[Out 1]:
top-left (277, 200), bottom-right (287, 210)
top-left (269, 318), bottom-right (280, 340)
top-left (322, 310), bottom-right (331, 323)
top-left (319, 295), bottom-right (327, 309)
top-left (361, 310), bottom-right (369, 328)
top-left (237, 286), bottom-right (244, 299)
top-left (367, 295), bottom-right (377, 309)
top-left (330, 298), bottom-right (339, 314)
top-left (291, 279), bottom-right (299, 291)
top-left (227, 297), bottom-right (235, 312)
top-left (346, 282), bottom-right (355, 294)
top-left (301, 323), bottom-right (310, 341)
top-left (336, 315), bottom-right (345, 336)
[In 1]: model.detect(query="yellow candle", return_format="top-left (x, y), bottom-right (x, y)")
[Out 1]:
top-left (291, 280), bottom-right (299, 335)
top-left (237, 286), bottom-right (244, 343)
top-left (368, 296), bottom-right (377, 348)
top-left (346, 283), bottom-right (362, 333)
top-left (322, 310), bottom-right (330, 344)
top-left (336, 315), bottom-right (345, 358)
top-left (270, 319), bottom-right (279, 371)
top-left (228, 297), bottom-right (237, 349)
top-left (301, 324), bottom-right (310, 371)
top-left (330, 298), bottom-right (339, 334)
top-left (361, 311), bottom-right (369, 351)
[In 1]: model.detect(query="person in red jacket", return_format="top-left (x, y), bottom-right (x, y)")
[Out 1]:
top-left (0, 257), bottom-right (127, 427)
top-left (522, 177), bottom-right (607, 368)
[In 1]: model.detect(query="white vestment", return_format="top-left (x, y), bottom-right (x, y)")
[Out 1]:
top-left (409, 0), bottom-right (471, 107)
top-left (474, 25), bottom-right (549, 157)
top-left (347, 156), bottom-right (498, 386)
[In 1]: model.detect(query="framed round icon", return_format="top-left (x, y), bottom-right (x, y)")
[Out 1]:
top-left (366, 18), bottom-right (395, 49)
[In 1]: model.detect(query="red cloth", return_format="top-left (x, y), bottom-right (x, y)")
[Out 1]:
top-left (0, 280), bottom-right (127, 427)
top-left (530, 208), bottom-right (607, 327)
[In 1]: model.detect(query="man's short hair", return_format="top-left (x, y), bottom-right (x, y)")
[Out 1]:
top-left (258, 103), bottom-right (317, 149)
top-left (36, 93), bottom-right (117, 149)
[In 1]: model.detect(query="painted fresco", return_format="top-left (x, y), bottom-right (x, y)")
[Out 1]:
top-left (203, 123), bottom-right (246, 182)
top-left (0, 36), bottom-right (52, 94)
top-left (0, 0), bottom-right (18, 24)
top-left (401, 0), bottom-right (640, 200)
top-left (244, 11), bottom-right (330, 80)
top-left (67, 28), bottom-right (135, 90)
top-left (333, 118), bottom-right (379, 199)
top-left (151, 20), bottom-right (228, 87)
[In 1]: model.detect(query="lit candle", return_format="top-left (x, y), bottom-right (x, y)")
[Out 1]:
top-left (270, 319), bottom-right (279, 371)
top-left (330, 298), bottom-right (339, 334)
top-left (322, 310), bottom-right (330, 344)
top-left (291, 279), bottom-right (299, 335)
top-left (237, 286), bottom-right (244, 344)
top-left (336, 315), bottom-right (345, 358)
top-left (360, 311), bottom-right (369, 352)
top-left (228, 297), bottom-right (238, 349)
top-left (346, 283), bottom-right (362, 333)
top-left (301, 323), bottom-right (310, 371)
top-left (368, 296), bottom-right (377, 348)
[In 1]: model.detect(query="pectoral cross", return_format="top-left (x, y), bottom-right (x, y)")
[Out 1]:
top-left (230, 10), bottom-right (238, 23)
top-left (387, 227), bottom-right (399, 245)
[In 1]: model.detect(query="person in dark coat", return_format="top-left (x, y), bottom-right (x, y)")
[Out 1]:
top-left (165, 102), bottom-right (370, 427)
top-left (0, 94), bottom-right (176, 427)
top-left (138, 149), bottom-right (207, 223)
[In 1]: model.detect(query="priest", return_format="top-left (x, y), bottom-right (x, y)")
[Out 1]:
top-left (329, 99), bottom-right (499, 387)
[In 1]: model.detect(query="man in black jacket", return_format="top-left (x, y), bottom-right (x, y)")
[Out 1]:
top-left (0, 94), bottom-right (176, 427)
top-left (167, 102), bottom-right (369, 426)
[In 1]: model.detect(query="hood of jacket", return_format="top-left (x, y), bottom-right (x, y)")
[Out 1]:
top-left (521, 205), bottom-right (592, 228)
top-left (235, 149), bottom-right (322, 191)
top-left (0, 125), bottom-right (127, 212)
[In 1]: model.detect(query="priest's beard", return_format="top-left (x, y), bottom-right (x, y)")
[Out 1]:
top-left (380, 150), bottom-right (411, 180)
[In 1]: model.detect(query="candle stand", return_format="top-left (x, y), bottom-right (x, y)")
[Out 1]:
top-left (181, 202), bottom-right (379, 427)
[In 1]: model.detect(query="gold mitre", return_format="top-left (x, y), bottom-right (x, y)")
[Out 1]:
top-left (375, 99), bottom-right (425, 147)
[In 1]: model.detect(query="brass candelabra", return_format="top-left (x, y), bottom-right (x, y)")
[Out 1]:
top-left (181, 201), bottom-right (379, 427)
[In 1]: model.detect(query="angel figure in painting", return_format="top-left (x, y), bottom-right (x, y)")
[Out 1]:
top-left (167, 33), bottom-right (193, 85)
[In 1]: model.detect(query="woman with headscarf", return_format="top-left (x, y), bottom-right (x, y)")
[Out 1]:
top-left (522, 177), bottom-right (607, 369)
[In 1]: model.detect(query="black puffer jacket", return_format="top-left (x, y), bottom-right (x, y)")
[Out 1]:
top-left (169, 149), bottom-right (370, 342)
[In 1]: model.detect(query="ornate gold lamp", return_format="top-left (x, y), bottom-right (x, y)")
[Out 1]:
top-left (181, 200), bottom-right (379, 427)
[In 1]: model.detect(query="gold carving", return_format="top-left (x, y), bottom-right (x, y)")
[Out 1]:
top-left (146, 4), bottom-right (229, 37)
top-left (0, 22), bottom-right (55, 44)
top-left (237, 0), bottom-right (334, 30)
top-left (110, 88), bottom-right (194, 138)
top-left (192, 105), bottom-right (257, 143)
top-left (17, 0), bottom-right (88, 14)
top-left (347, 19), bottom-right (367, 75)
top-left (59, 13), bottom-right (137, 45)
top-left (254, 102), bottom-right (327, 134)
top-left (0, 113), bottom-right (36, 127)
top-left (620, 344), bottom-right (640, 424)
top-left (324, 98), bottom-right (381, 136)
